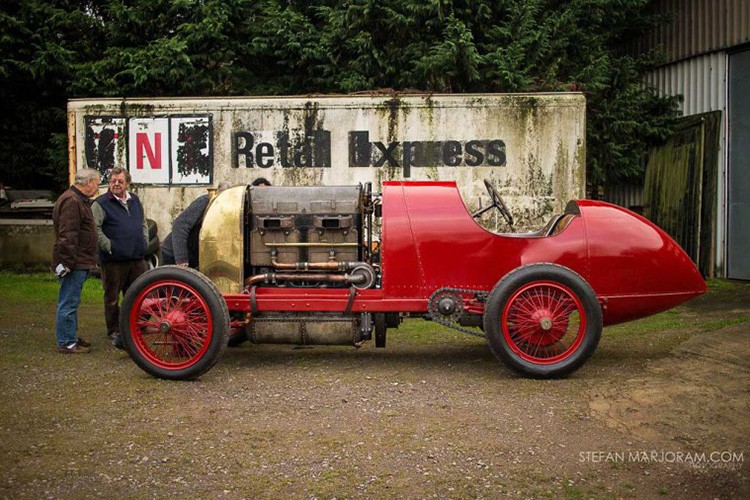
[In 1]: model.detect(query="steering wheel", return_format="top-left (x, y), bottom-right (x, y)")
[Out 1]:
top-left (472, 179), bottom-right (513, 228)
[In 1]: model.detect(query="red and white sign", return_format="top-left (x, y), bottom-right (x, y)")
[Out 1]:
top-left (128, 118), bottom-right (169, 184)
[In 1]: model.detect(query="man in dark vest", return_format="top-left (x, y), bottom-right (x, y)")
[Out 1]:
top-left (92, 167), bottom-right (149, 349)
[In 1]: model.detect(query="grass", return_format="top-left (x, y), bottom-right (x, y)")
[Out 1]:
top-left (1, 272), bottom-right (748, 344)
top-left (605, 309), bottom-right (687, 337)
top-left (703, 316), bottom-right (750, 331)
top-left (0, 271), bottom-right (103, 303)
top-left (604, 279), bottom-right (750, 337)
top-left (705, 278), bottom-right (740, 290)
top-left (392, 315), bottom-right (484, 344)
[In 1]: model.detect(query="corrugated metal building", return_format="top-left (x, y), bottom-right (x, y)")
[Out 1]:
top-left (638, 0), bottom-right (749, 279)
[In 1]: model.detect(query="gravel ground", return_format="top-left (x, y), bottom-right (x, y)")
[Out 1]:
top-left (0, 277), bottom-right (748, 498)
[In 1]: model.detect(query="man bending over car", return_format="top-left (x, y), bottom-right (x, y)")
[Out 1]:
top-left (161, 181), bottom-right (232, 268)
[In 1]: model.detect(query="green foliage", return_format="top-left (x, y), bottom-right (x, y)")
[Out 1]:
top-left (0, 0), bottom-right (105, 189)
top-left (1, 0), bottom-right (680, 190)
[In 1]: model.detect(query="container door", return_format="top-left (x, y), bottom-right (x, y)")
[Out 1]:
top-left (728, 48), bottom-right (750, 280)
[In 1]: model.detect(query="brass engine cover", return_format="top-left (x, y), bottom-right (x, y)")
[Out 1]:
top-left (199, 186), bottom-right (246, 294)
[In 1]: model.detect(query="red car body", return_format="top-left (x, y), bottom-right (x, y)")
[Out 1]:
top-left (224, 181), bottom-right (706, 323)
top-left (121, 181), bottom-right (707, 380)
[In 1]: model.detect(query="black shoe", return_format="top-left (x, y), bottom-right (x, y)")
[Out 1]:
top-left (76, 337), bottom-right (91, 348)
top-left (112, 334), bottom-right (125, 350)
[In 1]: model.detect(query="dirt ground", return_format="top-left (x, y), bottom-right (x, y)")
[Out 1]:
top-left (0, 278), bottom-right (747, 498)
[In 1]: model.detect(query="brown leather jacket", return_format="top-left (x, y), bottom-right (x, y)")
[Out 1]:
top-left (52, 185), bottom-right (98, 270)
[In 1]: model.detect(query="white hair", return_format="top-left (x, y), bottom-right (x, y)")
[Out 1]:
top-left (74, 168), bottom-right (101, 185)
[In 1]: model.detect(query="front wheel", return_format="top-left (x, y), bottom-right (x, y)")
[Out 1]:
top-left (120, 266), bottom-right (230, 380)
top-left (483, 264), bottom-right (602, 378)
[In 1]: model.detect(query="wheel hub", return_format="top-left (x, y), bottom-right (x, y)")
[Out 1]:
top-left (539, 317), bottom-right (553, 331)
top-left (525, 308), bottom-right (564, 345)
top-left (530, 309), bottom-right (554, 329)
top-left (158, 321), bottom-right (172, 334)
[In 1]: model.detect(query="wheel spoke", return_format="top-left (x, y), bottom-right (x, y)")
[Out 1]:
top-left (129, 279), bottom-right (214, 370)
top-left (502, 281), bottom-right (587, 364)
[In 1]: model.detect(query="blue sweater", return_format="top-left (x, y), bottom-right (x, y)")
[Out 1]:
top-left (93, 191), bottom-right (147, 262)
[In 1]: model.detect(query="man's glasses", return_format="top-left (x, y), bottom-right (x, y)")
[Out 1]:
top-left (109, 179), bottom-right (126, 185)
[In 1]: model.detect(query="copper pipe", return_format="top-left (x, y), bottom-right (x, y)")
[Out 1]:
top-left (244, 272), bottom-right (366, 287)
top-left (264, 242), bottom-right (358, 248)
top-left (270, 255), bottom-right (366, 271)
top-left (244, 274), bottom-right (270, 287)
top-left (271, 260), bottom-right (341, 271)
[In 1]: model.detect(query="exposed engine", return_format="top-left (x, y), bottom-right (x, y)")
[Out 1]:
top-left (240, 183), bottom-right (387, 346)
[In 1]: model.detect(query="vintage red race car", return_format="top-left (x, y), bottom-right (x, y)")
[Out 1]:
top-left (120, 180), bottom-right (707, 380)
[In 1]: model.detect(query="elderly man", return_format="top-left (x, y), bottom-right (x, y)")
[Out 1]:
top-left (52, 168), bottom-right (101, 354)
top-left (161, 181), bottom-right (233, 268)
top-left (92, 167), bottom-right (149, 348)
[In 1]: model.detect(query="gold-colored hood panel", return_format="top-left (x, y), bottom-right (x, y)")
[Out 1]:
top-left (199, 186), bottom-right (245, 294)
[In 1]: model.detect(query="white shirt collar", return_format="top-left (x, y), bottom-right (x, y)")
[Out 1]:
top-left (113, 191), bottom-right (131, 204)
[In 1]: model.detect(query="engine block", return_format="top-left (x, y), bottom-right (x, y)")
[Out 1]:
top-left (247, 185), bottom-right (364, 273)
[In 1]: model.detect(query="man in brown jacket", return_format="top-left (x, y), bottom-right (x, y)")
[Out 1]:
top-left (52, 168), bottom-right (101, 353)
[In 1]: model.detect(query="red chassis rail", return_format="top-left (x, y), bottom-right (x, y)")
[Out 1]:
top-left (224, 289), bottom-right (428, 314)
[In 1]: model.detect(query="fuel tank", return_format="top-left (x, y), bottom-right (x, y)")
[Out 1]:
top-left (247, 313), bottom-right (367, 346)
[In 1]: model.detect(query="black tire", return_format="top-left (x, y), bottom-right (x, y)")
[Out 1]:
top-left (145, 253), bottom-right (159, 270)
top-left (483, 263), bottom-right (602, 378)
top-left (119, 266), bottom-right (230, 380)
top-left (146, 235), bottom-right (160, 256)
top-left (147, 218), bottom-right (158, 240)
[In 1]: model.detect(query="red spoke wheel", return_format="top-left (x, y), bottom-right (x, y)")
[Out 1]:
top-left (120, 266), bottom-right (229, 380)
top-left (484, 264), bottom-right (602, 378)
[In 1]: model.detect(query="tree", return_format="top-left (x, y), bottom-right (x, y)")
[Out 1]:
top-left (250, 0), bottom-right (679, 189)
top-left (0, 1), bottom-right (107, 189)
top-left (0, 0), bottom-right (679, 191)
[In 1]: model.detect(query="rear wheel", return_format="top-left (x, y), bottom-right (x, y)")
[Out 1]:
top-left (483, 264), bottom-right (602, 378)
top-left (120, 266), bottom-right (229, 380)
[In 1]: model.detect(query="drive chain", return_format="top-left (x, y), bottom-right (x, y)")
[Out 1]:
top-left (427, 287), bottom-right (489, 339)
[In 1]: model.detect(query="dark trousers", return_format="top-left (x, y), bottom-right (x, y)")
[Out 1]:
top-left (101, 260), bottom-right (147, 337)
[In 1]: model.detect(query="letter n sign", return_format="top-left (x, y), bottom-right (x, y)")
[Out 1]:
top-left (129, 118), bottom-right (169, 184)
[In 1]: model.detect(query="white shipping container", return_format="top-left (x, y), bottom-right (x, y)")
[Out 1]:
top-left (68, 93), bottom-right (585, 238)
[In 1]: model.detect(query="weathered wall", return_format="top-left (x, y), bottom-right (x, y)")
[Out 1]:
top-left (68, 94), bottom-right (586, 238)
top-left (0, 220), bottom-right (54, 269)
